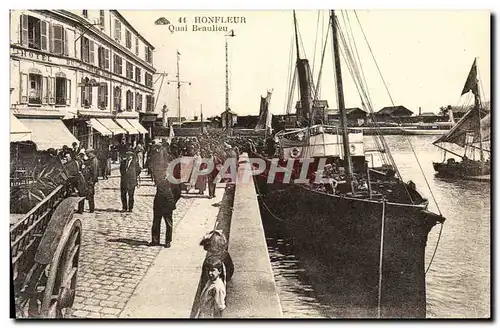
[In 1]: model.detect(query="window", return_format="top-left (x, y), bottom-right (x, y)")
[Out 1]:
top-left (113, 86), bottom-right (122, 112)
top-left (135, 37), bottom-right (139, 55)
top-left (114, 19), bottom-right (121, 42)
top-left (135, 67), bottom-right (141, 83)
top-left (21, 15), bottom-right (49, 52)
top-left (126, 62), bottom-right (133, 79)
top-left (113, 55), bottom-right (122, 75)
top-left (98, 83), bottom-right (108, 109)
top-left (145, 94), bottom-right (154, 112)
top-left (81, 37), bottom-right (94, 64)
top-left (55, 77), bottom-right (68, 105)
top-left (28, 74), bottom-right (42, 104)
top-left (126, 90), bottom-right (133, 111)
top-left (81, 83), bottom-right (93, 107)
top-left (99, 10), bottom-right (105, 27)
top-left (98, 46), bottom-right (110, 70)
top-left (135, 92), bottom-right (142, 111)
top-left (82, 10), bottom-right (88, 18)
top-left (145, 46), bottom-right (153, 64)
top-left (125, 30), bottom-right (132, 49)
top-left (52, 24), bottom-right (66, 55)
top-left (145, 72), bottom-right (152, 88)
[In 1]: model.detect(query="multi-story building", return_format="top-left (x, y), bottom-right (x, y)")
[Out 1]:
top-left (10, 10), bottom-right (158, 151)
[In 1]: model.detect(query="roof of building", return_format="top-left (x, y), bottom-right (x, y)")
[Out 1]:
top-left (326, 107), bottom-right (367, 115)
top-left (377, 105), bottom-right (414, 115)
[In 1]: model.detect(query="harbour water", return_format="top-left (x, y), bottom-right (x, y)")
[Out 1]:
top-left (262, 135), bottom-right (491, 319)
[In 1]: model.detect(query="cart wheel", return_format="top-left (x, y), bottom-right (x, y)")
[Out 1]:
top-left (40, 217), bottom-right (82, 318)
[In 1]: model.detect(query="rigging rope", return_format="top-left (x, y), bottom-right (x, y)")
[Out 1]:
top-left (335, 14), bottom-right (394, 169)
top-left (353, 12), bottom-right (448, 211)
top-left (313, 18), bottom-right (331, 101)
top-left (425, 223), bottom-right (444, 274)
top-left (284, 36), bottom-right (295, 114)
top-left (377, 200), bottom-right (386, 319)
top-left (311, 10), bottom-right (321, 79)
top-left (254, 181), bottom-right (286, 222)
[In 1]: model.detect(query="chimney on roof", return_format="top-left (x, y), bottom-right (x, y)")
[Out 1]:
top-left (419, 107), bottom-right (422, 116)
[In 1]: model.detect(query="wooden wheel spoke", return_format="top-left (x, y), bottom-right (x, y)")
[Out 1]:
top-left (40, 218), bottom-right (82, 318)
top-left (61, 267), bottom-right (78, 289)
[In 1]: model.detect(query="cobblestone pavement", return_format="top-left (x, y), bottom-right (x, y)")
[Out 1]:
top-left (70, 172), bottom-right (194, 318)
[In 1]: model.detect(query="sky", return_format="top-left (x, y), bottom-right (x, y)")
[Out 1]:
top-left (121, 10), bottom-right (490, 119)
top-left (120, 10), bottom-right (490, 119)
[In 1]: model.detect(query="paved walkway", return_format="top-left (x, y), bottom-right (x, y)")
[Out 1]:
top-left (70, 171), bottom-right (223, 318)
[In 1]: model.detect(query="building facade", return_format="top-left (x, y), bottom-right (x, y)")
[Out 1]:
top-left (10, 10), bottom-right (157, 151)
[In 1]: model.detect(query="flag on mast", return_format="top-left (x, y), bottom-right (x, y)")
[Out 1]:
top-left (461, 58), bottom-right (478, 96)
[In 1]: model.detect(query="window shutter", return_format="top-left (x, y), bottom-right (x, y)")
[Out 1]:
top-left (48, 77), bottom-right (55, 104)
top-left (20, 14), bottom-right (28, 46)
top-left (64, 28), bottom-right (68, 56)
top-left (20, 73), bottom-right (28, 103)
top-left (105, 84), bottom-right (108, 108)
top-left (81, 86), bottom-right (85, 107)
top-left (41, 21), bottom-right (48, 51)
top-left (66, 79), bottom-right (71, 105)
top-left (89, 86), bottom-right (93, 105)
top-left (144, 46), bottom-right (148, 62)
top-left (80, 38), bottom-right (84, 62)
top-left (152, 96), bottom-right (155, 111)
top-left (89, 41), bottom-right (94, 64)
top-left (42, 77), bottom-right (48, 104)
top-left (105, 49), bottom-right (109, 70)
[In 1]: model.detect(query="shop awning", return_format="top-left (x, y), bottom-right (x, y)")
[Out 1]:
top-left (10, 114), bottom-right (32, 142)
top-left (127, 119), bottom-right (149, 134)
top-left (18, 118), bottom-right (78, 150)
top-left (97, 118), bottom-right (127, 135)
top-left (89, 118), bottom-right (112, 136)
top-left (115, 119), bottom-right (139, 135)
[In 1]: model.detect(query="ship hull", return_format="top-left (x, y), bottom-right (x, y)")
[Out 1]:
top-left (254, 174), bottom-right (441, 318)
top-left (433, 160), bottom-right (490, 177)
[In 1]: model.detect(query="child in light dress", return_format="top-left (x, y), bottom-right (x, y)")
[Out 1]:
top-left (193, 256), bottom-right (226, 318)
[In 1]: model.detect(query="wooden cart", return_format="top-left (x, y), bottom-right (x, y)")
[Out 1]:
top-left (10, 184), bottom-right (83, 318)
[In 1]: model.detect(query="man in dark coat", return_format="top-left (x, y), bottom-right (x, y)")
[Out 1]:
top-left (82, 149), bottom-right (99, 213)
top-left (120, 149), bottom-right (141, 212)
top-left (151, 179), bottom-right (180, 248)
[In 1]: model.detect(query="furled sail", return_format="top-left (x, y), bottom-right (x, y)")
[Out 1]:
top-left (255, 90), bottom-right (273, 131)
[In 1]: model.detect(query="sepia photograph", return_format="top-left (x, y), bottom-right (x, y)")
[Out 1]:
top-left (8, 7), bottom-right (491, 319)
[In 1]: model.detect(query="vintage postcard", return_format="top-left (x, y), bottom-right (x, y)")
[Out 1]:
top-left (9, 9), bottom-right (490, 319)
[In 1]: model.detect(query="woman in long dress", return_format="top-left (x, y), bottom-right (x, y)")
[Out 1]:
top-left (194, 151), bottom-right (207, 195)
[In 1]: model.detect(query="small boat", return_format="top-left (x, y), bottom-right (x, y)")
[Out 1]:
top-left (432, 58), bottom-right (491, 179)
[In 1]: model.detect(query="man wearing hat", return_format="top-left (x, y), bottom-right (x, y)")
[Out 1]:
top-left (77, 148), bottom-right (99, 213)
top-left (120, 146), bottom-right (141, 212)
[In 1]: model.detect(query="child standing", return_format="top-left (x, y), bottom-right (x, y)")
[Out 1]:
top-left (194, 256), bottom-right (226, 318)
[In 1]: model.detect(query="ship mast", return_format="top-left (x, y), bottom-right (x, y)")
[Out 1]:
top-left (293, 10), bottom-right (301, 61)
top-left (474, 58), bottom-right (484, 163)
top-left (330, 10), bottom-right (354, 192)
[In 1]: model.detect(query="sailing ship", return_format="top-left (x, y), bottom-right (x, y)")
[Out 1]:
top-left (251, 10), bottom-right (446, 318)
top-left (432, 59), bottom-right (491, 178)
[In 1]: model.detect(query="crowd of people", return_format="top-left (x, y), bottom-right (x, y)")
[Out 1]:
top-left (13, 131), bottom-right (279, 318)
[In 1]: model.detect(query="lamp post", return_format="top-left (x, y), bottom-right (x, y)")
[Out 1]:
top-left (154, 18), bottom-right (191, 125)
top-left (225, 29), bottom-right (236, 135)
